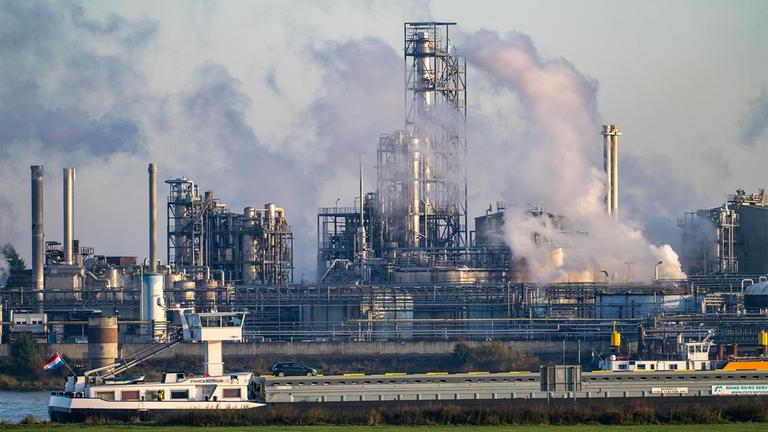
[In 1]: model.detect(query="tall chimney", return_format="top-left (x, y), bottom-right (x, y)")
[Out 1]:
top-left (31, 165), bottom-right (44, 306)
top-left (611, 125), bottom-right (620, 217)
top-left (63, 168), bottom-right (75, 265)
top-left (601, 124), bottom-right (621, 218)
top-left (148, 163), bottom-right (158, 273)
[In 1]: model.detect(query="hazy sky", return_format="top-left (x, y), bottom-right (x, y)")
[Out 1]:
top-left (0, 0), bottom-right (765, 279)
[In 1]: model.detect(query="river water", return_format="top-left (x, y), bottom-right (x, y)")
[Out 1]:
top-left (0, 391), bottom-right (50, 423)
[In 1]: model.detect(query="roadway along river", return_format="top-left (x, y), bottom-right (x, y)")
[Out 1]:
top-left (0, 391), bottom-right (50, 423)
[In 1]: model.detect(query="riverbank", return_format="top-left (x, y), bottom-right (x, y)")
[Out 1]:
top-left (0, 375), bottom-right (59, 391)
top-left (2, 424), bottom-right (768, 431)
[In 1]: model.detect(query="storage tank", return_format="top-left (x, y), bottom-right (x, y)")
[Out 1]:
top-left (174, 280), bottom-right (196, 303)
top-left (141, 274), bottom-right (165, 339)
top-left (196, 279), bottom-right (218, 305)
top-left (87, 316), bottom-right (118, 368)
top-left (745, 281), bottom-right (768, 312)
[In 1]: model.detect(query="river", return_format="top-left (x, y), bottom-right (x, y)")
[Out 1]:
top-left (0, 391), bottom-right (50, 423)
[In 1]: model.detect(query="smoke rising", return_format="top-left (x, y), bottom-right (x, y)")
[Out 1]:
top-left (0, 1), bottom-right (402, 279)
top-left (740, 89), bottom-right (768, 148)
top-left (463, 30), bottom-right (685, 282)
top-left (1, 2), bottom-right (734, 283)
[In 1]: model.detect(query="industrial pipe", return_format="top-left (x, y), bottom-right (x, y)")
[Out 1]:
top-left (63, 168), bottom-right (75, 265)
top-left (148, 163), bottom-right (157, 273)
top-left (31, 165), bottom-right (45, 306)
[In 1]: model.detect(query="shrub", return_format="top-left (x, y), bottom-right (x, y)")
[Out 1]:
top-left (10, 333), bottom-right (41, 376)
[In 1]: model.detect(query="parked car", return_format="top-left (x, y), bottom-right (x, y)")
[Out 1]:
top-left (271, 362), bottom-right (317, 377)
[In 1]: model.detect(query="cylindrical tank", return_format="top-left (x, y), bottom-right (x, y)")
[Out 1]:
top-left (141, 274), bottom-right (165, 338)
top-left (164, 272), bottom-right (180, 302)
top-left (266, 203), bottom-right (276, 227)
top-left (611, 321), bottom-right (621, 350)
top-left (107, 267), bottom-right (120, 289)
top-left (196, 279), bottom-right (218, 305)
top-left (174, 280), bottom-right (196, 303)
top-left (745, 281), bottom-right (768, 312)
top-left (88, 316), bottom-right (118, 368)
top-left (760, 330), bottom-right (768, 347)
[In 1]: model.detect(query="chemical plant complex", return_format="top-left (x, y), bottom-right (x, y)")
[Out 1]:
top-left (1, 22), bottom-right (767, 371)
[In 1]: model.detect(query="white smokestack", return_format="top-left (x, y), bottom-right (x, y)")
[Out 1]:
top-left (63, 168), bottom-right (75, 265)
top-left (148, 163), bottom-right (157, 273)
top-left (31, 165), bottom-right (44, 306)
top-left (601, 124), bottom-right (621, 218)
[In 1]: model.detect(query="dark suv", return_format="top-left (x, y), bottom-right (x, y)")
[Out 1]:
top-left (271, 362), bottom-right (317, 377)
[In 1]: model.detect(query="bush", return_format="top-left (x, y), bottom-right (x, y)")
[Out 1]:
top-left (452, 342), bottom-right (538, 371)
top-left (10, 333), bottom-right (41, 376)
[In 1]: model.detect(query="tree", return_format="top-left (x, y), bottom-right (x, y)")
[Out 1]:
top-left (2, 243), bottom-right (25, 271)
top-left (10, 332), bottom-right (41, 376)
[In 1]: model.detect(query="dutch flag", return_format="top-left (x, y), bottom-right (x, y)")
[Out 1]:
top-left (42, 353), bottom-right (65, 371)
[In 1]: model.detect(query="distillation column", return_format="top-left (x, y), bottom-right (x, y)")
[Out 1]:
top-left (357, 159), bottom-right (368, 261)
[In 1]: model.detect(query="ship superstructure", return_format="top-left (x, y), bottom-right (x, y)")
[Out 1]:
top-left (48, 310), bottom-right (264, 422)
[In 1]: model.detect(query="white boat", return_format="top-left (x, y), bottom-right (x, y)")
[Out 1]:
top-left (48, 310), bottom-right (266, 422)
top-left (598, 331), bottom-right (717, 372)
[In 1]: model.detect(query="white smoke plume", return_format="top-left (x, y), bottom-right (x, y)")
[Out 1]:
top-left (463, 30), bottom-right (685, 282)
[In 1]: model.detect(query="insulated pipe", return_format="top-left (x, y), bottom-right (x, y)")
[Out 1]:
top-left (31, 165), bottom-right (44, 305)
top-left (148, 163), bottom-right (158, 273)
top-left (63, 168), bottom-right (75, 265)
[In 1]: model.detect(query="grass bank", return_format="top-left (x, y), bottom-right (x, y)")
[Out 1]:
top-left (2, 424), bottom-right (768, 431)
top-left (0, 374), bottom-right (61, 391)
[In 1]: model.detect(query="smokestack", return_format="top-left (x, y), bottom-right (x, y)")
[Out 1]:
top-left (602, 125), bottom-right (612, 215)
top-left (148, 163), bottom-right (157, 273)
top-left (63, 168), bottom-right (75, 265)
top-left (31, 165), bottom-right (44, 306)
top-left (601, 124), bottom-right (621, 217)
top-left (611, 125), bottom-right (620, 217)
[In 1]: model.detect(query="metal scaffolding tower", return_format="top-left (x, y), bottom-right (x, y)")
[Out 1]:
top-left (377, 22), bottom-right (467, 251)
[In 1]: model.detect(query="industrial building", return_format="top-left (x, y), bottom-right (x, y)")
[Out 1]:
top-left (317, 22), bottom-right (480, 284)
top-left (1, 21), bottom-right (767, 357)
top-left (166, 177), bottom-right (294, 285)
top-left (679, 189), bottom-right (768, 275)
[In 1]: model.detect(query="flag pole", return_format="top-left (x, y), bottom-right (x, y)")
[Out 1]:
top-left (60, 353), bottom-right (76, 375)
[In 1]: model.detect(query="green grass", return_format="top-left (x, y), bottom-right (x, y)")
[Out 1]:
top-left (2, 425), bottom-right (768, 432)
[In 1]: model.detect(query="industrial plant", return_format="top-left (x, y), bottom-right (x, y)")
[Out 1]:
top-left (1, 21), bottom-right (767, 372)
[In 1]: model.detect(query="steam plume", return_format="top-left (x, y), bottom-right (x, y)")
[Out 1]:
top-left (464, 30), bottom-right (685, 282)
